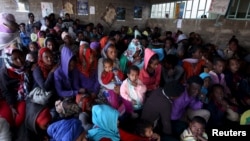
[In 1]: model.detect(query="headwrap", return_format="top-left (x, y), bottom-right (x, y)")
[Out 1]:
top-left (77, 42), bottom-right (97, 77)
top-left (123, 39), bottom-right (143, 62)
top-left (38, 48), bottom-right (54, 78)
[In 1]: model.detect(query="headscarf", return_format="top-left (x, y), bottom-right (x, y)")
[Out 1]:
top-left (77, 41), bottom-right (97, 77)
top-left (123, 38), bottom-right (143, 63)
top-left (88, 104), bottom-right (120, 141)
top-left (38, 48), bottom-right (54, 78)
top-left (4, 48), bottom-right (29, 100)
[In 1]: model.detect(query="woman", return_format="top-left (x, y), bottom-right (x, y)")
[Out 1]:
top-left (32, 47), bottom-right (58, 106)
top-left (77, 41), bottom-right (100, 98)
top-left (119, 38), bottom-right (144, 74)
top-left (0, 48), bottom-right (29, 127)
top-left (97, 42), bottom-right (123, 104)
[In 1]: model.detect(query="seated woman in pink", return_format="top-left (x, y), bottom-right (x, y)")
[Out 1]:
top-left (139, 48), bottom-right (161, 94)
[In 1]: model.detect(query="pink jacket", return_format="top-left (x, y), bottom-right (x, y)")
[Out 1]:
top-left (120, 79), bottom-right (147, 103)
top-left (139, 48), bottom-right (162, 91)
top-left (209, 71), bottom-right (231, 94)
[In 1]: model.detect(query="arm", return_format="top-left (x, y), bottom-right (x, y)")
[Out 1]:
top-left (97, 58), bottom-right (115, 89)
top-left (101, 71), bottom-right (114, 84)
top-left (120, 80), bottom-right (132, 101)
top-left (33, 67), bottom-right (54, 91)
top-left (188, 98), bottom-right (203, 110)
top-left (116, 70), bottom-right (124, 80)
top-left (155, 65), bottom-right (162, 87)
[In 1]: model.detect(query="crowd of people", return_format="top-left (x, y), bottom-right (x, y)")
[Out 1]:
top-left (0, 11), bottom-right (249, 141)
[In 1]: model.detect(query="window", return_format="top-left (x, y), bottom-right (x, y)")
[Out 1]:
top-left (16, 0), bottom-right (30, 12)
top-left (150, 0), bottom-right (213, 19)
top-left (227, 0), bottom-right (250, 19)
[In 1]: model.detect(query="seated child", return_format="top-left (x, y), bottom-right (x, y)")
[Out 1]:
top-left (199, 72), bottom-right (211, 104)
top-left (120, 65), bottom-right (147, 118)
top-left (101, 58), bottom-right (125, 116)
top-left (180, 116), bottom-right (208, 141)
top-left (134, 119), bottom-right (161, 141)
top-left (101, 58), bottom-right (124, 85)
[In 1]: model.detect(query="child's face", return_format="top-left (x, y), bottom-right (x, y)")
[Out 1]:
top-left (104, 62), bottom-right (113, 72)
top-left (42, 51), bottom-right (53, 66)
top-left (144, 127), bottom-right (154, 138)
top-left (213, 87), bottom-right (224, 101)
top-left (29, 44), bottom-right (37, 52)
top-left (46, 41), bottom-right (54, 51)
top-left (189, 121), bottom-right (204, 137)
top-left (192, 49), bottom-right (202, 59)
top-left (69, 59), bottom-right (76, 72)
top-left (229, 59), bottom-right (239, 73)
top-left (213, 61), bottom-right (225, 74)
top-left (187, 83), bottom-right (201, 98)
top-left (165, 40), bottom-right (172, 48)
top-left (229, 42), bottom-right (237, 52)
top-left (148, 59), bottom-right (159, 71)
top-left (203, 77), bottom-right (210, 88)
top-left (11, 51), bottom-right (25, 68)
top-left (127, 70), bottom-right (139, 83)
top-left (19, 25), bottom-right (25, 32)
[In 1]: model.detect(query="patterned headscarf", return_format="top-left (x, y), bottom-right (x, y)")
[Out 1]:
top-left (123, 38), bottom-right (143, 62)
top-left (4, 47), bottom-right (29, 100)
top-left (77, 42), bottom-right (97, 77)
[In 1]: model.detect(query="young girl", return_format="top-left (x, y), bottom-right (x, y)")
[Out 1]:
top-left (134, 120), bottom-right (161, 141)
top-left (225, 58), bottom-right (250, 111)
top-left (120, 65), bottom-right (147, 117)
top-left (180, 116), bottom-right (208, 141)
top-left (205, 84), bottom-right (239, 128)
top-left (182, 45), bottom-right (206, 81)
top-left (199, 72), bottom-right (211, 104)
top-left (139, 48), bottom-right (161, 92)
top-left (217, 36), bottom-right (240, 60)
top-left (209, 57), bottom-right (231, 96)
top-left (164, 37), bottom-right (177, 55)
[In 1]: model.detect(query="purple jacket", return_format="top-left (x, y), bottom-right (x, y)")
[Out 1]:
top-left (54, 47), bottom-right (81, 97)
top-left (171, 89), bottom-right (203, 120)
top-left (79, 70), bottom-right (100, 94)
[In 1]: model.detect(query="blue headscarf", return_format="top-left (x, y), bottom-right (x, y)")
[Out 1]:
top-left (87, 104), bottom-right (120, 141)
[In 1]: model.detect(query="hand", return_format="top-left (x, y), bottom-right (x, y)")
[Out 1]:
top-left (51, 64), bottom-right (59, 73)
top-left (151, 133), bottom-right (160, 141)
top-left (132, 99), bottom-right (137, 105)
top-left (167, 69), bottom-right (174, 76)
top-left (11, 107), bottom-right (17, 119)
top-left (79, 88), bottom-right (86, 94)
top-left (197, 135), bottom-right (208, 141)
top-left (131, 81), bottom-right (137, 87)
top-left (114, 85), bottom-right (120, 94)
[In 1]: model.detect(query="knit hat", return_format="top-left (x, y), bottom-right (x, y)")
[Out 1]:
top-left (240, 110), bottom-right (250, 125)
top-left (177, 34), bottom-right (188, 43)
top-left (35, 108), bottom-right (52, 130)
top-left (0, 118), bottom-right (11, 141)
top-left (61, 31), bottom-right (69, 40)
top-left (30, 33), bottom-right (38, 42)
top-left (134, 29), bottom-right (141, 39)
top-left (163, 81), bottom-right (185, 97)
top-left (0, 12), bottom-right (19, 50)
top-left (90, 41), bottom-right (100, 50)
top-left (152, 48), bottom-right (165, 61)
top-left (199, 72), bottom-right (210, 80)
top-left (0, 12), bottom-right (18, 33)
